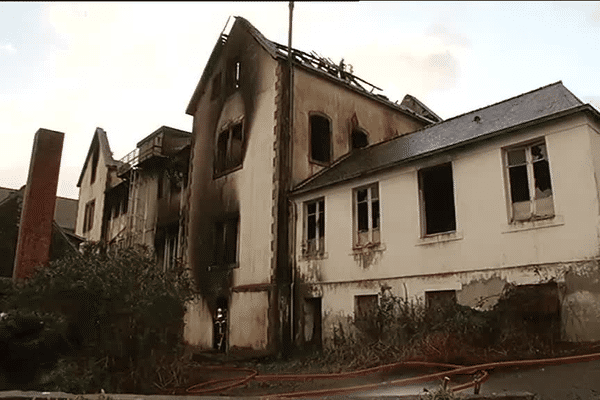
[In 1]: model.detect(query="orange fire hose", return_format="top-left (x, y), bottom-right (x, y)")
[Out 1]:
top-left (186, 352), bottom-right (600, 397)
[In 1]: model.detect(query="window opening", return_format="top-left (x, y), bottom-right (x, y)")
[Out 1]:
top-left (83, 200), bottom-right (95, 233)
top-left (310, 114), bottom-right (331, 164)
top-left (304, 198), bottom-right (325, 256)
top-left (426, 290), bottom-right (457, 312)
top-left (90, 146), bottom-right (99, 184)
top-left (227, 59), bottom-right (241, 91)
top-left (215, 122), bottom-right (243, 175)
top-left (506, 142), bottom-right (554, 221)
top-left (354, 183), bottom-right (380, 247)
top-left (351, 129), bottom-right (368, 150)
top-left (419, 163), bottom-right (456, 235)
top-left (303, 298), bottom-right (322, 349)
top-left (214, 217), bottom-right (239, 267)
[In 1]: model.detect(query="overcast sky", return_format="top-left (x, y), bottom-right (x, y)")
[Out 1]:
top-left (1, 2), bottom-right (600, 199)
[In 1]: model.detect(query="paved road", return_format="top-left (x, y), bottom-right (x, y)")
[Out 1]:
top-left (350, 359), bottom-right (600, 399)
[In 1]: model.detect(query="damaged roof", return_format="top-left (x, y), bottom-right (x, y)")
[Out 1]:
top-left (76, 127), bottom-right (122, 188)
top-left (186, 17), bottom-right (441, 124)
top-left (293, 81), bottom-right (596, 195)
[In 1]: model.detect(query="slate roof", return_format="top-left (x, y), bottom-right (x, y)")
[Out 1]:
top-left (293, 81), bottom-right (597, 195)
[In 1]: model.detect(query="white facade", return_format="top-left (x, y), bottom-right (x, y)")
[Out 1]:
top-left (293, 110), bottom-right (600, 345)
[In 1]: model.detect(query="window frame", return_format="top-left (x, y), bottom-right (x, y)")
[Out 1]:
top-left (352, 183), bottom-right (380, 248)
top-left (308, 112), bottom-right (332, 166)
top-left (214, 120), bottom-right (244, 177)
top-left (504, 139), bottom-right (555, 223)
top-left (303, 198), bottom-right (325, 257)
top-left (418, 162), bottom-right (457, 237)
top-left (83, 200), bottom-right (95, 233)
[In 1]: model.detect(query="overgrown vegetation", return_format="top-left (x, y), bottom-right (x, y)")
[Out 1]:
top-left (0, 243), bottom-right (193, 394)
top-left (323, 284), bottom-right (563, 369)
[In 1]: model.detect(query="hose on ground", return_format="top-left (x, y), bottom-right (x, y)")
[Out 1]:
top-left (186, 352), bottom-right (600, 397)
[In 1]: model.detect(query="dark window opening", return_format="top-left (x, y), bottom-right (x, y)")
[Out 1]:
top-left (426, 290), bottom-right (457, 312)
top-left (310, 114), bottom-right (331, 164)
top-left (227, 59), bottom-right (241, 91)
top-left (214, 217), bottom-right (239, 267)
top-left (90, 146), bottom-right (99, 184)
top-left (303, 298), bottom-right (322, 349)
top-left (215, 122), bottom-right (243, 175)
top-left (419, 163), bottom-right (456, 235)
top-left (305, 199), bottom-right (325, 255)
top-left (506, 142), bottom-right (553, 221)
top-left (83, 200), bottom-right (95, 233)
top-left (351, 129), bottom-right (369, 150)
top-left (157, 173), bottom-right (164, 199)
top-left (354, 294), bottom-right (378, 338)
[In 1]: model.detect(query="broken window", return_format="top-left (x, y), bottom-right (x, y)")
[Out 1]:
top-left (83, 200), bottom-right (95, 233)
top-left (215, 122), bottom-right (243, 175)
top-left (304, 198), bottom-right (325, 256)
top-left (310, 114), bottom-right (331, 164)
top-left (506, 141), bottom-right (554, 221)
top-left (226, 59), bottom-right (241, 91)
top-left (351, 128), bottom-right (369, 150)
top-left (214, 217), bottom-right (239, 268)
top-left (353, 183), bottom-right (380, 247)
top-left (419, 163), bottom-right (456, 236)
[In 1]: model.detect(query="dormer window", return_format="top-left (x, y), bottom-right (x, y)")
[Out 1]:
top-left (351, 128), bottom-right (368, 150)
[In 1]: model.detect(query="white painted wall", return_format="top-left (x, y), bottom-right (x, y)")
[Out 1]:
top-left (293, 113), bottom-right (600, 343)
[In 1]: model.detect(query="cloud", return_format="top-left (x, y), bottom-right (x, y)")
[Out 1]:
top-left (0, 43), bottom-right (15, 54)
top-left (426, 24), bottom-right (471, 48)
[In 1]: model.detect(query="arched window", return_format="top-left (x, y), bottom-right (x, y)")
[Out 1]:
top-left (310, 114), bottom-right (331, 164)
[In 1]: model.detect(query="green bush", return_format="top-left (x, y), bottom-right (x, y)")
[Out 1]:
top-left (0, 243), bottom-right (193, 393)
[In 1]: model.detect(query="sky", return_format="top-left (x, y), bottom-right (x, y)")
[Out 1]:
top-left (1, 1), bottom-right (600, 199)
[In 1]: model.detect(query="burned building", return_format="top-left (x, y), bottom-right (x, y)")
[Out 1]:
top-left (182, 17), bottom-right (436, 354)
top-left (75, 126), bottom-right (190, 271)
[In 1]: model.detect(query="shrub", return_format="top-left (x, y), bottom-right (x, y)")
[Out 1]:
top-left (0, 243), bottom-right (193, 393)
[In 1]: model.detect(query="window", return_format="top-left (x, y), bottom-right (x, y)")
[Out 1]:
top-left (419, 163), bottom-right (456, 236)
top-left (304, 198), bottom-right (325, 256)
top-left (355, 294), bottom-right (378, 320)
top-left (227, 59), bottom-right (241, 91)
top-left (83, 200), bottom-right (95, 233)
top-left (353, 183), bottom-right (380, 247)
top-left (505, 141), bottom-right (554, 221)
top-left (351, 128), bottom-right (368, 150)
top-left (215, 122), bottom-right (243, 175)
top-left (426, 290), bottom-right (457, 312)
top-left (214, 217), bottom-right (239, 268)
top-left (310, 114), bottom-right (331, 164)
top-left (90, 146), bottom-right (99, 184)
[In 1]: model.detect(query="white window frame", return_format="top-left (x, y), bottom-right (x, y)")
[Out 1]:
top-left (353, 183), bottom-right (380, 248)
top-left (504, 140), bottom-right (554, 223)
top-left (303, 198), bottom-right (325, 257)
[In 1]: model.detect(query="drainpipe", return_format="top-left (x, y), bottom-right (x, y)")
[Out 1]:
top-left (287, 0), bottom-right (295, 351)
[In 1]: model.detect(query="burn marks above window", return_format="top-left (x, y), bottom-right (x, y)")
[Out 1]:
top-left (419, 163), bottom-right (456, 236)
top-left (215, 121), bottom-right (243, 176)
top-left (310, 114), bottom-right (332, 164)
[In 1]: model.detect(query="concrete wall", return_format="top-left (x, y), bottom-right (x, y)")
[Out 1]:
top-left (293, 113), bottom-right (600, 345)
top-left (184, 23), bottom-right (280, 351)
top-left (291, 68), bottom-right (428, 187)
